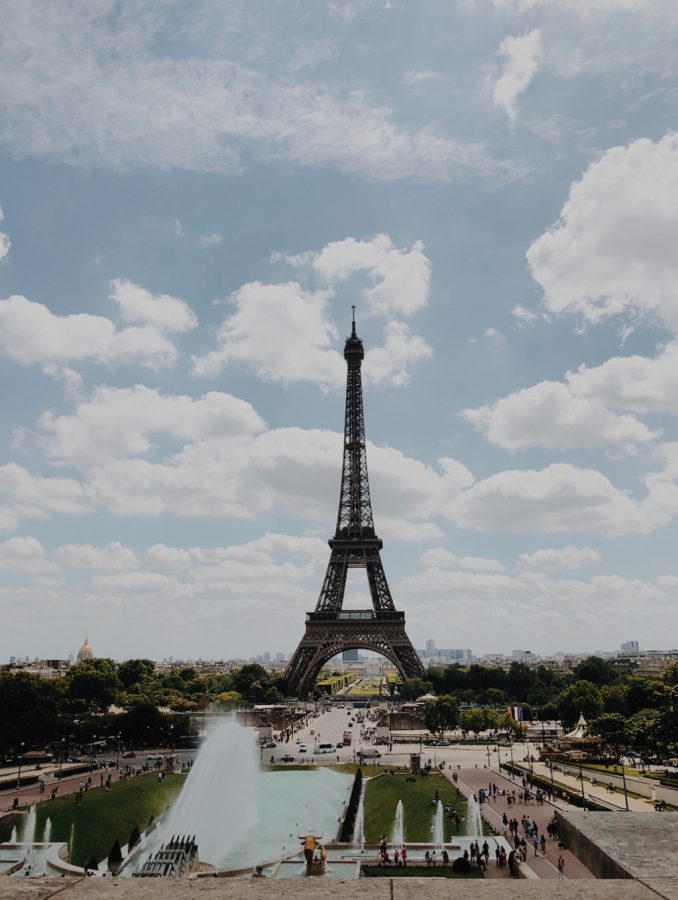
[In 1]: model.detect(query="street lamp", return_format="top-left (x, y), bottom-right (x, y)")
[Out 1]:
top-left (621, 762), bottom-right (630, 811)
top-left (58, 738), bottom-right (65, 781)
top-left (16, 742), bottom-right (25, 789)
top-left (486, 742), bottom-right (491, 770)
top-left (90, 734), bottom-right (97, 771)
top-left (579, 760), bottom-right (586, 809)
top-left (509, 739), bottom-right (515, 779)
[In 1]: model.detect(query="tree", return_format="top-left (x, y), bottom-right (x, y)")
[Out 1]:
top-left (627, 708), bottom-right (661, 764)
top-left (424, 696), bottom-right (459, 737)
top-left (395, 677), bottom-right (433, 701)
top-left (590, 713), bottom-right (628, 760)
top-left (572, 656), bottom-right (618, 685)
top-left (664, 661), bottom-right (678, 686)
top-left (67, 660), bottom-right (121, 711)
top-left (214, 691), bottom-right (244, 710)
top-left (459, 707), bottom-right (496, 736)
top-left (118, 703), bottom-right (170, 746)
top-left (118, 659), bottom-right (155, 690)
top-left (555, 680), bottom-right (603, 730)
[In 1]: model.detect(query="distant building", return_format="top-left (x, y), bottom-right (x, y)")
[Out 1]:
top-left (76, 637), bottom-right (94, 664)
top-left (512, 650), bottom-right (538, 662)
top-left (343, 649), bottom-right (359, 662)
top-left (425, 638), bottom-right (436, 653)
top-left (620, 640), bottom-right (639, 654)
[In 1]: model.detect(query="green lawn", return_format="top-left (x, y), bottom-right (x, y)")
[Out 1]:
top-left (364, 772), bottom-right (467, 844)
top-left (34, 774), bottom-right (185, 867)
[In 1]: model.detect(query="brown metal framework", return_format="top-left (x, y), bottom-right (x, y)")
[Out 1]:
top-left (285, 316), bottom-right (424, 697)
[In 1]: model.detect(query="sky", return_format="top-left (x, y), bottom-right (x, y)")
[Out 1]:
top-left (2, 0), bottom-right (678, 663)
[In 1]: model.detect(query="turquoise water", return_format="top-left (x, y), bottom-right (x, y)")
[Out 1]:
top-left (222, 768), bottom-right (352, 870)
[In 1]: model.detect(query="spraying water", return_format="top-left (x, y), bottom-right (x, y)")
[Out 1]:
top-left (21, 805), bottom-right (37, 844)
top-left (432, 800), bottom-right (444, 848)
top-left (68, 822), bottom-right (75, 864)
top-left (10, 826), bottom-right (17, 843)
top-left (43, 818), bottom-right (52, 844)
top-left (465, 796), bottom-right (483, 837)
top-left (353, 788), bottom-right (365, 852)
top-left (391, 800), bottom-right (404, 847)
top-left (155, 719), bottom-right (258, 867)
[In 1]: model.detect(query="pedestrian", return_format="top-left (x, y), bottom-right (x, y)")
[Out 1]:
top-left (540, 834), bottom-right (546, 856)
top-left (557, 854), bottom-right (565, 878)
top-left (425, 850), bottom-right (431, 867)
top-left (495, 846), bottom-right (501, 868)
top-left (393, 848), bottom-right (399, 866)
top-left (401, 845), bottom-right (407, 867)
top-left (531, 833), bottom-right (539, 856)
top-left (442, 849), bottom-right (449, 866)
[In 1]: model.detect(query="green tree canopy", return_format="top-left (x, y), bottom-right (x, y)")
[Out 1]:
top-left (424, 695), bottom-right (460, 736)
top-left (556, 680), bottom-right (603, 730)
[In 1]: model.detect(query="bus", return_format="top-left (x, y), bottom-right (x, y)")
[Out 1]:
top-left (343, 731), bottom-right (352, 747)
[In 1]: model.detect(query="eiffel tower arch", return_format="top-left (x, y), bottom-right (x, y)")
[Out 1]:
top-left (285, 313), bottom-right (425, 697)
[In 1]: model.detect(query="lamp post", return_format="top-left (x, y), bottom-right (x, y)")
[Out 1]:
top-left (486, 742), bottom-right (491, 770)
top-left (579, 761), bottom-right (586, 809)
top-left (116, 733), bottom-right (121, 769)
top-left (510, 740), bottom-right (515, 779)
top-left (621, 762), bottom-right (630, 811)
top-left (58, 738), bottom-right (65, 781)
top-left (90, 734), bottom-right (97, 772)
top-left (16, 742), bottom-right (25, 789)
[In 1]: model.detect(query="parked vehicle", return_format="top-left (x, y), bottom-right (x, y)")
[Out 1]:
top-left (314, 742), bottom-right (335, 754)
top-left (299, 744), bottom-right (308, 753)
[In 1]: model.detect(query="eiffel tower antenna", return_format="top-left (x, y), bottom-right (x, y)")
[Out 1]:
top-left (285, 316), bottom-right (424, 697)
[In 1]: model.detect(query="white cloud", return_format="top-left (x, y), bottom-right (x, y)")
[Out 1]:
top-left (463, 379), bottom-right (657, 450)
top-left (517, 544), bottom-right (601, 571)
top-left (493, 29), bottom-right (543, 120)
top-left (512, 304), bottom-right (537, 324)
top-left (197, 232), bottom-right (223, 248)
top-left (363, 322), bottom-right (432, 387)
top-left (288, 234), bottom-right (431, 318)
top-left (528, 134), bottom-right (678, 333)
top-left (56, 542), bottom-right (138, 571)
top-left (0, 537), bottom-right (59, 575)
top-left (39, 385), bottom-right (265, 466)
top-left (195, 235), bottom-right (432, 388)
top-left (567, 341), bottom-right (678, 415)
top-left (0, 2), bottom-right (521, 184)
top-left (91, 571), bottom-right (189, 594)
top-left (452, 462), bottom-right (659, 535)
top-left (0, 463), bottom-right (86, 530)
top-left (421, 547), bottom-right (507, 573)
top-left (0, 295), bottom-right (182, 369)
top-left (191, 282), bottom-right (343, 387)
top-left (42, 365), bottom-right (84, 400)
top-left (491, 0), bottom-right (678, 18)
top-left (110, 279), bottom-right (197, 333)
top-left (0, 205), bottom-right (9, 260)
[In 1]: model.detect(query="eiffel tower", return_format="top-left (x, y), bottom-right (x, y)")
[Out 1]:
top-left (285, 312), bottom-right (425, 697)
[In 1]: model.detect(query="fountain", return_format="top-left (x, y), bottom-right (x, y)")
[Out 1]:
top-left (21, 805), bottom-right (36, 845)
top-left (353, 790), bottom-right (365, 853)
top-left (9, 826), bottom-right (17, 844)
top-left (146, 719), bottom-right (258, 868)
top-left (432, 799), bottom-right (444, 849)
top-left (43, 818), bottom-right (52, 844)
top-left (466, 796), bottom-right (483, 837)
top-left (68, 822), bottom-right (75, 865)
top-left (391, 800), bottom-right (404, 847)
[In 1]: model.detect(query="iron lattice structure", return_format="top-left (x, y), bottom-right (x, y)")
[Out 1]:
top-left (285, 317), bottom-right (425, 697)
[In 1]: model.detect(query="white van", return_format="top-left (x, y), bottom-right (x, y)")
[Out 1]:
top-left (315, 742), bottom-right (335, 754)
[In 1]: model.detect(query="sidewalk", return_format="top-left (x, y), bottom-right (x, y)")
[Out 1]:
top-left (449, 767), bottom-right (594, 881)
top-left (526, 762), bottom-right (653, 812)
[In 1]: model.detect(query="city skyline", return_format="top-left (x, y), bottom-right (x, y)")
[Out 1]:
top-left (2, 2), bottom-right (678, 660)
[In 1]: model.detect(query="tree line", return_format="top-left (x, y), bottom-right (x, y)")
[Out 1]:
top-left (0, 660), bottom-right (284, 757)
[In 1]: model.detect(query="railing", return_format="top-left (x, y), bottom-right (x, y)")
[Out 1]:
top-left (307, 610), bottom-right (405, 622)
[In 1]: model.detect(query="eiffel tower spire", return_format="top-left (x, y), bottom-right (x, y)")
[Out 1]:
top-left (285, 316), bottom-right (424, 697)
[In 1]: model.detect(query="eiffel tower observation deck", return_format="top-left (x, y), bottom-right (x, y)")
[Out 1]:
top-left (285, 312), bottom-right (425, 698)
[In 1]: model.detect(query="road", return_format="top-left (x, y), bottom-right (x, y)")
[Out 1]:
top-left (269, 705), bottom-right (533, 769)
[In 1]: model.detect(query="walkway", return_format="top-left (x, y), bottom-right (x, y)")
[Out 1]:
top-left (525, 762), bottom-right (654, 812)
top-left (448, 767), bottom-right (594, 880)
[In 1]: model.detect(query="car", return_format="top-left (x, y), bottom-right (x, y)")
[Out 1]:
top-left (299, 744), bottom-right (308, 753)
top-left (280, 754), bottom-right (295, 762)
top-left (310, 729), bottom-right (315, 735)
top-left (358, 749), bottom-right (382, 759)
top-left (261, 741), bottom-right (277, 749)
top-left (146, 754), bottom-right (163, 761)
top-left (295, 738), bottom-right (301, 744)
top-left (123, 751), bottom-right (136, 758)
top-left (348, 722), bottom-right (353, 727)
top-left (336, 743), bottom-right (344, 750)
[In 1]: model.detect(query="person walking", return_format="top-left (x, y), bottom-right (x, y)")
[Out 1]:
top-left (540, 834), bottom-right (546, 857)
top-left (557, 855), bottom-right (565, 878)
top-left (401, 845), bottom-right (407, 867)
